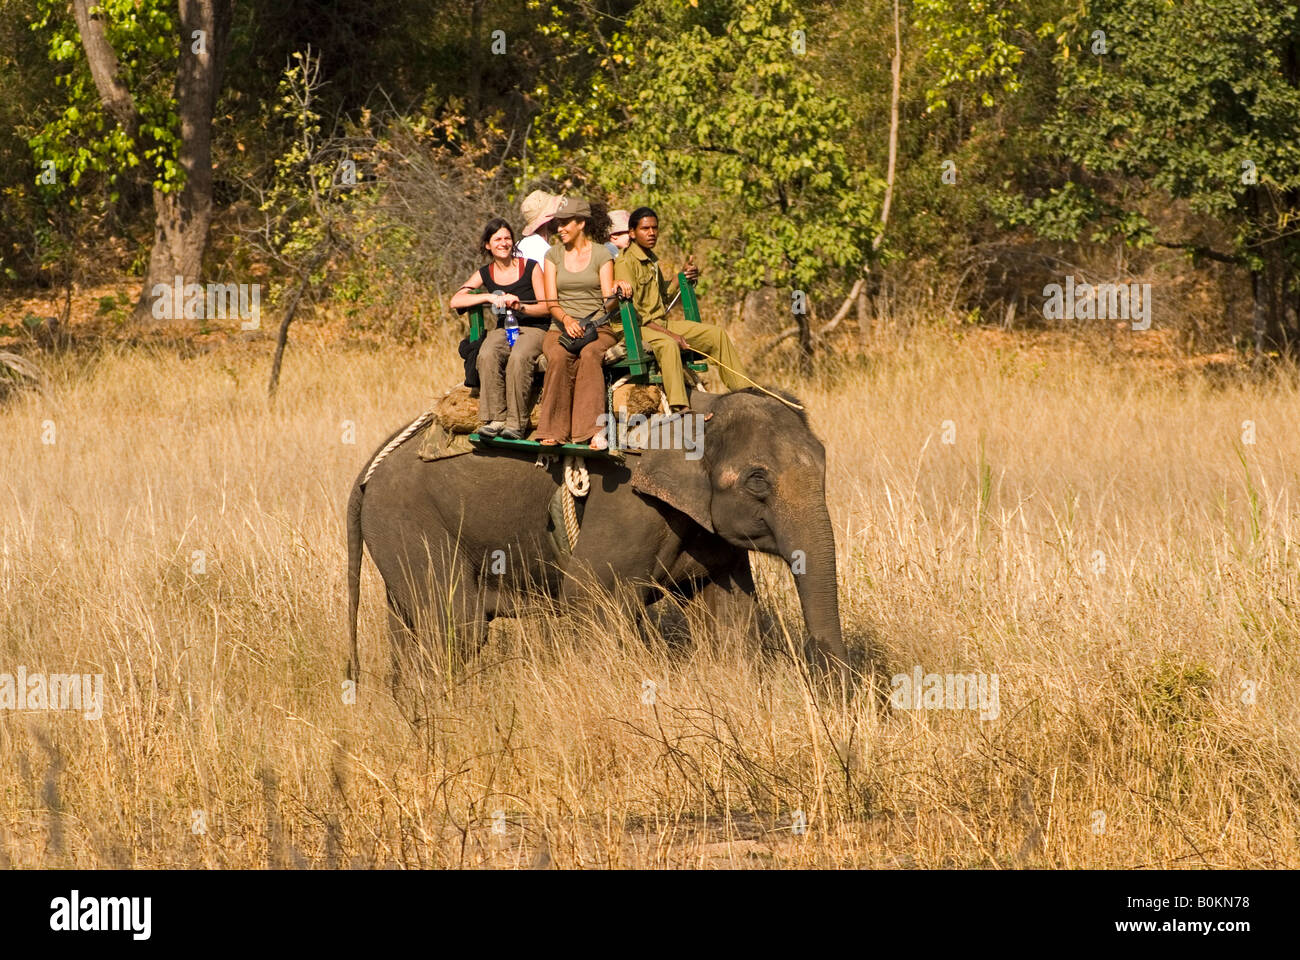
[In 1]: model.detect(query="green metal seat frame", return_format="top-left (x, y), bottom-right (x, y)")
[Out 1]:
top-left (467, 298), bottom-right (489, 342)
top-left (608, 272), bottom-right (708, 382)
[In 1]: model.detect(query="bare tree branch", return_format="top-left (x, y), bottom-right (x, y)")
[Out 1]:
top-left (754, 276), bottom-right (865, 359)
top-left (872, 0), bottom-right (902, 254)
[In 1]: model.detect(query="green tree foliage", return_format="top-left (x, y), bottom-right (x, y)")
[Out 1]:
top-left (904, 0), bottom-right (1066, 263)
top-left (28, 0), bottom-right (181, 204)
top-left (535, 0), bottom-right (881, 302)
top-left (1051, 0), bottom-right (1300, 222)
top-left (913, 0), bottom-right (1045, 111)
top-left (3, 0), bottom-right (1297, 352)
top-left (0, 0), bottom-right (65, 284)
top-left (523, 0), bottom-right (639, 184)
top-left (1031, 0), bottom-right (1300, 348)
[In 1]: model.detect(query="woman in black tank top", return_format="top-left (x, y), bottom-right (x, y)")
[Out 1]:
top-left (472, 261), bottom-right (548, 328)
top-left (448, 219), bottom-right (551, 438)
top-left (450, 219), bottom-right (549, 325)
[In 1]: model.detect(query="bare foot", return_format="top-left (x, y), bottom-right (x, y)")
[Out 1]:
top-left (539, 438), bottom-right (561, 446)
top-left (588, 433), bottom-right (608, 451)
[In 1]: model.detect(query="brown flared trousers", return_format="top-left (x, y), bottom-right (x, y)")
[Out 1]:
top-left (536, 327), bottom-right (617, 443)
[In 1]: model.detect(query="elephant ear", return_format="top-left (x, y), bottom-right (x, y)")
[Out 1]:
top-left (631, 448), bottom-right (714, 532)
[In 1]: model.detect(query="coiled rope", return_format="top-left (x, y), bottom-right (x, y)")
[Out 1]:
top-left (564, 456), bottom-right (590, 497)
top-left (559, 456), bottom-right (590, 551)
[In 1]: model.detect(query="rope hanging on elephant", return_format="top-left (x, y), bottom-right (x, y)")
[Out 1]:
top-left (559, 456), bottom-right (589, 551)
top-left (361, 409), bottom-right (437, 487)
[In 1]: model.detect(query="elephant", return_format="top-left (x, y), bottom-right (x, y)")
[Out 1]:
top-left (345, 385), bottom-right (847, 686)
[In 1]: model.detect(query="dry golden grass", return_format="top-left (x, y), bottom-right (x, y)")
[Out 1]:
top-left (1, 323), bottom-right (1298, 868)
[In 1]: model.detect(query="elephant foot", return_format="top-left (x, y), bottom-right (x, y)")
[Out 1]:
top-left (805, 638), bottom-right (853, 692)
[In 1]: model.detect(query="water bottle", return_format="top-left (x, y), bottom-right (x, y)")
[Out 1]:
top-left (505, 310), bottom-right (519, 348)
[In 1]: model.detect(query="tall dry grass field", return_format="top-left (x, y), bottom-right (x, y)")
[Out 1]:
top-left (2, 326), bottom-right (1298, 868)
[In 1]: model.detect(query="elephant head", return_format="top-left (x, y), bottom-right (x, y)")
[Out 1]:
top-left (630, 386), bottom-right (847, 676)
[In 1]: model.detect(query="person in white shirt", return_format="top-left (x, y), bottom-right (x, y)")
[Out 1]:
top-left (516, 190), bottom-right (561, 263)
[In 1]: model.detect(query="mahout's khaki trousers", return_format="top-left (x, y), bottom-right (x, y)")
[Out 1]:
top-left (642, 320), bottom-right (746, 407)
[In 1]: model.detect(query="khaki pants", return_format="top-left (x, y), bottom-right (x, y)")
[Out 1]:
top-left (537, 327), bottom-right (617, 443)
top-left (642, 319), bottom-right (747, 408)
top-left (477, 326), bottom-right (546, 430)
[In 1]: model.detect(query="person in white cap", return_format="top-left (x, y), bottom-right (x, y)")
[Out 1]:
top-left (516, 190), bottom-right (561, 264)
top-left (605, 209), bottom-right (631, 259)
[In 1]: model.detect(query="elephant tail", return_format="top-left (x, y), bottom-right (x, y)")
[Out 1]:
top-left (346, 409), bottom-right (436, 684)
top-left (346, 474), bottom-right (365, 684)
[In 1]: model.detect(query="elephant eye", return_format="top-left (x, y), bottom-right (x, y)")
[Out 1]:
top-left (743, 468), bottom-right (771, 498)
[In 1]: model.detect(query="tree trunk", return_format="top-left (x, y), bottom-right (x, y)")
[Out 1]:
top-left (1285, 270), bottom-right (1299, 354)
top-left (872, 0), bottom-right (902, 254)
top-left (796, 298), bottom-right (814, 375)
top-left (467, 0), bottom-right (483, 137)
top-left (865, 270), bottom-right (885, 334)
top-left (1253, 251), bottom-right (1283, 356)
top-left (134, 0), bottom-right (233, 325)
top-left (71, 0), bottom-right (138, 138)
top-left (1251, 244), bottom-right (1269, 356)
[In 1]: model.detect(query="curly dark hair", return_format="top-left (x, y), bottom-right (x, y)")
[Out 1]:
top-left (578, 203), bottom-right (612, 244)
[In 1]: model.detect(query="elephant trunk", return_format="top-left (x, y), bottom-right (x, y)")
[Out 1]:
top-left (774, 504), bottom-right (847, 679)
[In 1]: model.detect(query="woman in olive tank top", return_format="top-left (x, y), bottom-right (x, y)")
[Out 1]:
top-left (536, 197), bottom-right (630, 449)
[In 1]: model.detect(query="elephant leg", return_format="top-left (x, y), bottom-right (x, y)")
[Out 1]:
top-left (694, 556), bottom-right (762, 660)
top-left (454, 574), bottom-right (492, 661)
top-left (390, 556), bottom-right (490, 691)
top-left (633, 598), bottom-right (682, 653)
top-left (428, 560), bottom-right (490, 668)
top-left (644, 584), bottom-right (694, 654)
top-left (557, 548), bottom-right (617, 607)
top-left (386, 592), bottom-right (419, 697)
top-left (557, 554), bottom-right (654, 649)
